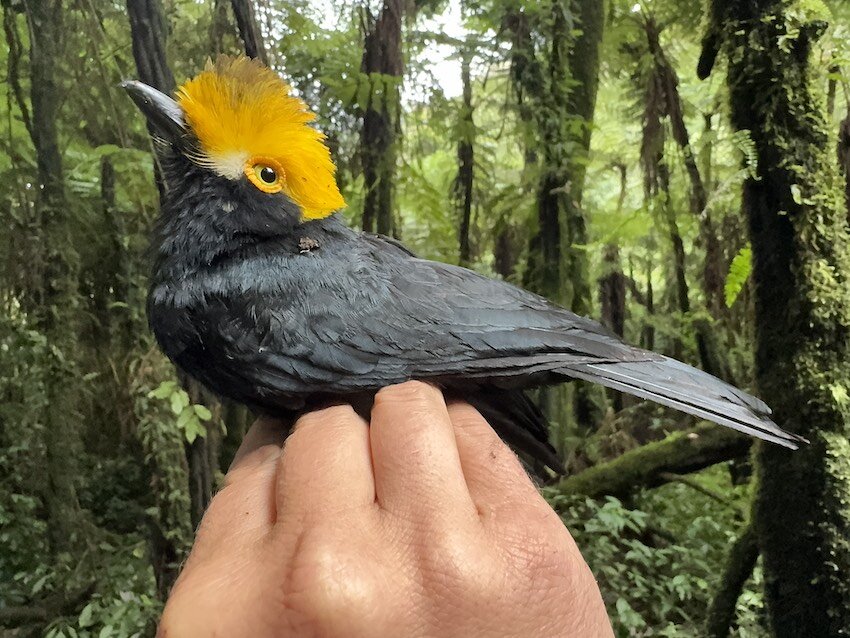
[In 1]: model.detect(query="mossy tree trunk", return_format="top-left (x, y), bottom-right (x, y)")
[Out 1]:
top-left (512, 0), bottom-right (606, 448)
top-left (523, 0), bottom-right (603, 312)
top-left (838, 108), bottom-right (850, 218)
top-left (360, 0), bottom-right (402, 236)
top-left (25, 0), bottom-right (85, 557)
top-left (553, 422), bottom-right (750, 499)
top-left (562, 0), bottom-right (606, 430)
top-left (561, 0), bottom-right (603, 319)
top-left (702, 1), bottom-right (850, 634)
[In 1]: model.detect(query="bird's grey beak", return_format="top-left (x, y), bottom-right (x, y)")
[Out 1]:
top-left (121, 80), bottom-right (187, 143)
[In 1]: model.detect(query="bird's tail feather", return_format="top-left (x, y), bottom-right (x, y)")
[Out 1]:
top-left (561, 357), bottom-right (805, 449)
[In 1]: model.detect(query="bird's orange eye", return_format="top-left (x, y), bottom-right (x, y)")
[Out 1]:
top-left (245, 158), bottom-right (285, 193)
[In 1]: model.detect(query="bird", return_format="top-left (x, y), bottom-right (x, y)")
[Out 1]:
top-left (122, 55), bottom-right (803, 474)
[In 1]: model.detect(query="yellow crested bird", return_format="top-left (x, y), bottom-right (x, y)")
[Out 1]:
top-left (122, 55), bottom-right (803, 474)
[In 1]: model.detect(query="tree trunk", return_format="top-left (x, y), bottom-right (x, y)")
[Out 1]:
top-left (561, 0), bottom-right (604, 318)
top-left (230, 0), bottom-right (267, 64)
top-left (643, 17), bottom-right (725, 319)
top-left (599, 244), bottom-right (626, 412)
top-left (520, 0), bottom-right (606, 441)
top-left (838, 108), bottom-right (850, 219)
top-left (126, 0), bottom-right (206, 595)
top-left (2, 1), bottom-right (32, 139)
top-left (826, 64), bottom-right (839, 118)
top-left (640, 17), bottom-right (728, 379)
top-left (705, 522), bottom-right (759, 638)
top-left (641, 253), bottom-right (655, 351)
top-left (599, 245), bottom-right (626, 338)
top-left (209, 0), bottom-right (233, 54)
top-left (24, 0), bottom-right (84, 557)
top-left (703, 2), bottom-right (850, 634)
top-left (454, 48), bottom-right (475, 267)
top-left (359, 0), bottom-right (402, 236)
top-left (126, 0), bottom-right (175, 201)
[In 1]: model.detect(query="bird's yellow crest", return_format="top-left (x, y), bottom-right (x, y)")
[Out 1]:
top-left (176, 56), bottom-right (345, 219)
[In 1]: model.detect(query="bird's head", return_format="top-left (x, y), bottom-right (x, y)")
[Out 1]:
top-left (123, 55), bottom-right (345, 221)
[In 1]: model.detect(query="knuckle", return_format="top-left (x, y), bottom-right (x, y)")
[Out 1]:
top-left (284, 532), bottom-right (385, 626)
top-left (418, 529), bottom-right (498, 602)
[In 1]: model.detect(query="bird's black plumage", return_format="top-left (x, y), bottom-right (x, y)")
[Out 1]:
top-left (142, 152), bottom-right (803, 474)
top-left (123, 72), bottom-right (804, 476)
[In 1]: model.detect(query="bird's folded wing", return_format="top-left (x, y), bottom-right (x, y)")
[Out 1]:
top-left (219, 251), bottom-right (803, 449)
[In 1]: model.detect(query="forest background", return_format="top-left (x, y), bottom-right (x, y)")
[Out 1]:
top-left (2, 0), bottom-right (850, 636)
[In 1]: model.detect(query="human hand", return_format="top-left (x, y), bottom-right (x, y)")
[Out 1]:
top-left (158, 381), bottom-right (612, 637)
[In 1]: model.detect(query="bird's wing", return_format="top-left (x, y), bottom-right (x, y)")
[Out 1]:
top-left (214, 240), bottom-right (803, 450)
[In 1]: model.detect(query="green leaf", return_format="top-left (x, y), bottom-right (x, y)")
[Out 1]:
top-left (183, 417), bottom-right (207, 444)
top-left (725, 246), bottom-right (752, 308)
top-left (194, 404), bottom-right (212, 421)
top-left (176, 407), bottom-right (193, 429)
top-left (170, 390), bottom-right (189, 415)
top-left (78, 602), bottom-right (95, 628)
top-left (148, 381), bottom-right (176, 399)
top-left (829, 383), bottom-right (849, 406)
top-left (184, 425), bottom-right (198, 444)
top-left (790, 184), bottom-right (803, 204)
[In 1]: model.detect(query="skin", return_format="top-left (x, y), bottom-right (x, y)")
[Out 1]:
top-left (158, 381), bottom-right (613, 637)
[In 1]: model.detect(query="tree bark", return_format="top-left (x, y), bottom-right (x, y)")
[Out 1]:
top-left (826, 64), bottom-right (838, 118)
top-left (599, 244), bottom-right (626, 411)
top-left (561, 0), bottom-right (604, 318)
top-left (515, 1), bottom-right (606, 442)
top-left (2, 1), bottom-right (32, 139)
top-left (703, 2), bottom-right (850, 634)
top-left (209, 0), bottom-right (233, 54)
top-left (230, 0), bottom-right (268, 64)
top-left (553, 423), bottom-right (750, 499)
top-left (359, 0), bottom-right (403, 236)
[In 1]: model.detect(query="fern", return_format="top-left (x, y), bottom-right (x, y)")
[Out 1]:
top-left (725, 245), bottom-right (753, 308)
